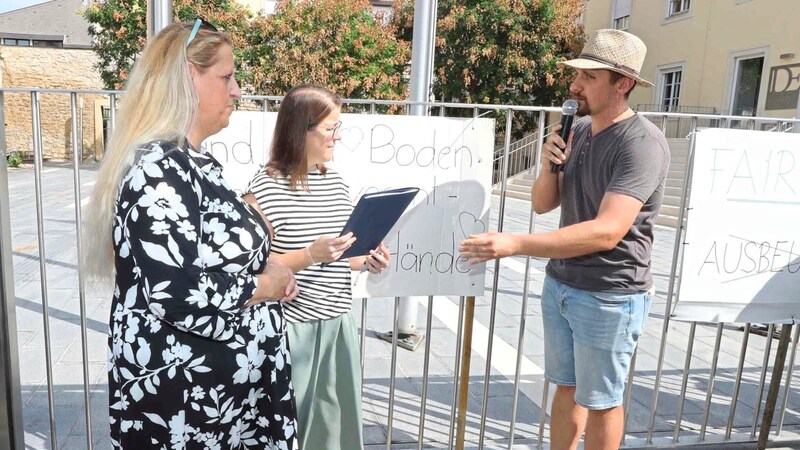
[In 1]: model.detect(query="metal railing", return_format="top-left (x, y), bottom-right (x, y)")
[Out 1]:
top-left (635, 104), bottom-right (718, 115)
top-left (490, 123), bottom-right (560, 186)
top-left (2, 87), bottom-right (800, 449)
top-left (635, 104), bottom-right (719, 139)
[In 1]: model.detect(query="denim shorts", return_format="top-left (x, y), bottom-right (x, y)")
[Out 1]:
top-left (541, 275), bottom-right (652, 410)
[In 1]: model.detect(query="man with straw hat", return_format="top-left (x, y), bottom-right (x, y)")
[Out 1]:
top-left (460, 29), bottom-right (669, 449)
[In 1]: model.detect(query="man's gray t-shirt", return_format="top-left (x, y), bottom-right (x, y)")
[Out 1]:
top-left (546, 114), bottom-right (670, 293)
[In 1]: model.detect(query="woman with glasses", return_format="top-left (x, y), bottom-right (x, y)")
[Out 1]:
top-left (244, 84), bottom-right (390, 450)
top-left (83, 21), bottom-right (299, 449)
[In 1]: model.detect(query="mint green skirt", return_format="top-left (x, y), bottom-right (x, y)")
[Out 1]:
top-left (287, 310), bottom-right (364, 450)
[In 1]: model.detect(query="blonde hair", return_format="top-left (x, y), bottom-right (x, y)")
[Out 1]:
top-left (83, 22), bottom-right (231, 287)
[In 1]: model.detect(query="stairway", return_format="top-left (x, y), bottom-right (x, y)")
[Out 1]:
top-left (492, 137), bottom-right (690, 228)
top-left (492, 170), bottom-right (536, 201)
top-left (658, 137), bottom-right (690, 228)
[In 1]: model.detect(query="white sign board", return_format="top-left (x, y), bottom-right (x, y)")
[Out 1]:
top-left (204, 111), bottom-right (275, 190)
top-left (205, 111), bottom-right (494, 297)
top-left (673, 128), bottom-right (800, 323)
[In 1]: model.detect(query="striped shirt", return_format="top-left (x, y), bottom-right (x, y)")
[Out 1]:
top-left (247, 169), bottom-right (353, 323)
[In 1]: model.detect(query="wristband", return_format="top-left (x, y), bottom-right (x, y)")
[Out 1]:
top-left (305, 247), bottom-right (316, 265)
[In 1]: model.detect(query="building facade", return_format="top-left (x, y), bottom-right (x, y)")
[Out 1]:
top-left (0, 46), bottom-right (103, 161)
top-left (583, 0), bottom-right (800, 124)
top-left (0, 0), bottom-right (103, 161)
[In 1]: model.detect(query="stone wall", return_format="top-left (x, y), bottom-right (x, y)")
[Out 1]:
top-left (1, 45), bottom-right (105, 160)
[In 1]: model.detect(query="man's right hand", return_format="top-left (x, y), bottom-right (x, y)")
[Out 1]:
top-left (542, 123), bottom-right (573, 170)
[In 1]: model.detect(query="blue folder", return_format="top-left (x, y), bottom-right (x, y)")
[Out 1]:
top-left (340, 187), bottom-right (420, 258)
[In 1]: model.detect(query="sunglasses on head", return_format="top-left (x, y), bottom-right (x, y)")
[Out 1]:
top-left (186, 18), bottom-right (218, 47)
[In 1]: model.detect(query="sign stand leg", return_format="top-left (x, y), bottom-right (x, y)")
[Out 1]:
top-left (455, 296), bottom-right (475, 450)
top-left (757, 323), bottom-right (793, 450)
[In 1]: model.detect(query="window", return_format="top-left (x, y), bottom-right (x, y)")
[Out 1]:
top-left (614, 15), bottom-right (630, 30)
top-left (32, 40), bottom-right (63, 48)
top-left (660, 69), bottom-right (682, 112)
top-left (611, 0), bottom-right (632, 29)
top-left (730, 56), bottom-right (764, 116)
top-left (669, 0), bottom-right (690, 16)
top-left (1, 38), bottom-right (31, 46)
top-left (3, 37), bottom-right (62, 47)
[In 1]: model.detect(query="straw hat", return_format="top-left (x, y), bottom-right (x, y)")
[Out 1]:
top-left (559, 29), bottom-right (653, 87)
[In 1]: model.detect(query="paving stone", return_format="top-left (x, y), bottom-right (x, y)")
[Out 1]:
top-left (18, 345), bottom-right (69, 387)
top-left (25, 362), bottom-right (106, 408)
top-left (363, 424), bottom-right (387, 446)
top-left (61, 330), bottom-right (108, 364)
top-left (22, 403), bottom-right (84, 450)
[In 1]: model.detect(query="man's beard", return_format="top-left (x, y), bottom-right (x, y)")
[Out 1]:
top-left (574, 97), bottom-right (590, 117)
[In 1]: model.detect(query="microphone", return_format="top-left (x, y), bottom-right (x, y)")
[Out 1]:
top-left (550, 99), bottom-right (579, 173)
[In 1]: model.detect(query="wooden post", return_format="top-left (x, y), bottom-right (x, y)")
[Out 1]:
top-left (455, 296), bottom-right (476, 450)
top-left (757, 323), bottom-right (793, 450)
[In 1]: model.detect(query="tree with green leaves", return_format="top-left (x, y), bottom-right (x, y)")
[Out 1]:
top-left (392, 0), bottom-right (584, 136)
top-left (241, 0), bottom-right (409, 101)
top-left (82, 0), bottom-right (252, 90)
top-left (83, 0), bottom-right (409, 103)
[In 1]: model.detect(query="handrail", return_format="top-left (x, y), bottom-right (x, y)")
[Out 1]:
top-left (2, 87), bottom-right (799, 126)
top-left (490, 122), bottom-right (560, 184)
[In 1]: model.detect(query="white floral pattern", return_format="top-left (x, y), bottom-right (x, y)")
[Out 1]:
top-left (108, 141), bottom-right (297, 449)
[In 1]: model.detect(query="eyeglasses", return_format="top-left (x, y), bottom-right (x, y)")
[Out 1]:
top-left (186, 18), bottom-right (218, 47)
top-left (311, 121), bottom-right (342, 138)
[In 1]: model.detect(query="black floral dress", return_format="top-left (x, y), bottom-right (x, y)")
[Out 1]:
top-left (108, 141), bottom-right (297, 450)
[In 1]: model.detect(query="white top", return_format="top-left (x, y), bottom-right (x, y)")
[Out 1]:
top-left (247, 168), bottom-right (354, 323)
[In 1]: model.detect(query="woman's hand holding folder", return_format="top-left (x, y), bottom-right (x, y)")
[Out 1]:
top-left (362, 242), bottom-right (391, 274)
top-left (306, 232), bottom-right (357, 265)
top-left (352, 242), bottom-right (391, 284)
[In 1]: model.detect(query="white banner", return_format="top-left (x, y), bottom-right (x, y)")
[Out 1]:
top-left (205, 111), bottom-right (274, 190)
top-left (205, 111), bottom-right (494, 297)
top-left (673, 128), bottom-right (800, 323)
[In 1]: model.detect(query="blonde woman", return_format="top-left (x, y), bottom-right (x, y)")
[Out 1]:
top-left (83, 21), bottom-right (299, 449)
